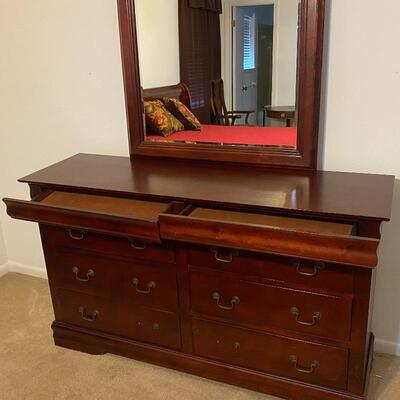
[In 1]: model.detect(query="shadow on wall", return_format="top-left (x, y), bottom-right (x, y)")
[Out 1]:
top-left (373, 179), bottom-right (400, 355)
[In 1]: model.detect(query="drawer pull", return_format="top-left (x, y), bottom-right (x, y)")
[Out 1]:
top-left (211, 247), bottom-right (239, 263)
top-left (72, 267), bottom-right (94, 282)
top-left (67, 229), bottom-right (85, 241)
top-left (78, 307), bottom-right (99, 322)
top-left (293, 259), bottom-right (325, 277)
top-left (130, 239), bottom-right (147, 250)
top-left (132, 278), bottom-right (156, 294)
top-left (234, 341), bottom-right (241, 351)
top-left (289, 355), bottom-right (319, 374)
top-left (212, 292), bottom-right (240, 310)
top-left (291, 307), bottom-right (321, 326)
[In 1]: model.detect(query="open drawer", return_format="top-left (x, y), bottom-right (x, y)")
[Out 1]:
top-left (4, 191), bottom-right (182, 242)
top-left (159, 206), bottom-right (380, 268)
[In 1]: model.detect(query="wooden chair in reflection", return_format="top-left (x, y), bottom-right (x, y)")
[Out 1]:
top-left (210, 79), bottom-right (255, 126)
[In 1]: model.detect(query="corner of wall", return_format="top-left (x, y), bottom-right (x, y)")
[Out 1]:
top-left (0, 262), bottom-right (9, 278)
top-left (375, 338), bottom-right (400, 357)
top-left (7, 261), bottom-right (47, 280)
top-left (0, 260), bottom-right (48, 280)
top-left (0, 223), bottom-right (9, 276)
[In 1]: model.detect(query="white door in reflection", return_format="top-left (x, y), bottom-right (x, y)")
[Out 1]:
top-left (233, 4), bottom-right (274, 126)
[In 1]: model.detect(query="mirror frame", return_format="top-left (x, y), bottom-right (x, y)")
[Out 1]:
top-left (117, 0), bottom-right (325, 169)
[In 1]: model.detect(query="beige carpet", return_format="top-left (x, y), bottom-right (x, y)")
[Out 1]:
top-left (0, 273), bottom-right (399, 400)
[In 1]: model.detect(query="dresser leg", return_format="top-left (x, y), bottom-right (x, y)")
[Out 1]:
top-left (363, 333), bottom-right (375, 398)
top-left (347, 269), bottom-right (374, 395)
top-left (52, 322), bottom-right (107, 355)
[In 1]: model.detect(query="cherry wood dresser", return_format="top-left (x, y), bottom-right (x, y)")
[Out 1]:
top-left (3, 154), bottom-right (394, 400)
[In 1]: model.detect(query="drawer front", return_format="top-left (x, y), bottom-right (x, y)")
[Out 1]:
top-left (4, 196), bottom-right (167, 242)
top-left (50, 250), bottom-right (178, 312)
top-left (160, 211), bottom-right (379, 268)
top-left (56, 289), bottom-right (181, 349)
top-left (192, 319), bottom-right (348, 390)
top-left (190, 269), bottom-right (352, 342)
top-left (43, 225), bottom-right (175, 264)
top-left (188, 245), bottom-right (354, 294)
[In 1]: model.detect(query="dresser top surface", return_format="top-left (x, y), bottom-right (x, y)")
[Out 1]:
top-left (20, 154), bottom-right (394, 221)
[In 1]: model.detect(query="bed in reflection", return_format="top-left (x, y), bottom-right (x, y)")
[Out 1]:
top-left (147, 124), bottom-right (297, 147)
top-left (143, 84), bottom-right (297, 148)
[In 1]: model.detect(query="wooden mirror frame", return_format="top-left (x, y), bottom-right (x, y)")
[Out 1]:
top-left (117, 0), bottom-right (325, 169)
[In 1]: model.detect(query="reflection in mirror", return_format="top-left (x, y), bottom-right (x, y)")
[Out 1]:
top-left (136, 0), bottom-right (300, 149)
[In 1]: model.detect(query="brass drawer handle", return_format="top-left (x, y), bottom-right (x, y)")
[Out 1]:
top-left (293, 260), bottom-right (325, 277)
top-left (130, 239), bottom-right (147, 250)
top-left (234, 341), bottom-right (241, 351)
top-left (290, 355), bottom-right (319, 374)
top-left (212, 292), bottom-right (240, 310)
top-left (72, 267), bottom-right (94, 282)
top-left (291, 307), bottom-right (321, 326)
top-left (67, 229), bottom-right (85, 241)
top-left (78, 307), bottom-right (99, 322)
top-left (132, 278), bottom-right (156, 294)
top-left (211, 247), bottom-right (238, 263)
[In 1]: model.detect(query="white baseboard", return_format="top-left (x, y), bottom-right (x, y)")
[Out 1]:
top-left (8, 261), bottom-right (47, 279)
top-left (0, 262), bottom-right (9, 278)
top-left (375, 338), bottom-right (400, 357)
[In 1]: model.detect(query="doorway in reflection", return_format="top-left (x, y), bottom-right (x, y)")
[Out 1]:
top-left (233, 5), bottom-right (274, 127)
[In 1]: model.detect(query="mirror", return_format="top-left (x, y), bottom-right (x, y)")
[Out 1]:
top-left (117, 0), bottom-right (325, 168)
top-left (135, 0), bottom-right (300, 149)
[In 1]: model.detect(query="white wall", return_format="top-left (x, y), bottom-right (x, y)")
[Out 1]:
top-left (321, 0), bottom-right (400, 355)
top-left (0, 223), bottom-right (7, 277)
top-left (0, 223), bottom-right (7, 266)
top-left (274, 0), bottom-right (298, 105)
top-left (0, 0), bottom-right (128, 271)
top-left (135, 0), bottom-right (180, 89)
top-left (1, 0), bottom-right (400, 355)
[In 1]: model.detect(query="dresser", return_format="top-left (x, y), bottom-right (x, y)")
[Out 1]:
top-left (3, 154), bottom-right (394, 400)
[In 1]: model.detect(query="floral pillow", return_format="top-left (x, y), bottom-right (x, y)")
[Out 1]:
top-left (144, 99), bottom-right (184, 136)
top-left (163, 97), bottom-right (201, 131)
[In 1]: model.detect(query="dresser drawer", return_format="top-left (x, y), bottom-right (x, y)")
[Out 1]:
top-left (188, 245), bottom-right (354, 294)
top-left (160, 206), bottom-right (380, 268)
top-left (192, 319), bottom-right (348, 390)
top-left (43, 225), bottom-right (175, 264)
top-left (50, 250), bottom-right (178, 311)
top-left (190, 269), bottom-right (352, 342)
top-left (4, 191), bottom-right (173, 242)
top-left (56, 289), bottom-right (181, 349)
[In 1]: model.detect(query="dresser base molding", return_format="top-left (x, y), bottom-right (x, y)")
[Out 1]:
top-left (52, 322), bottom-right (372, 400)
